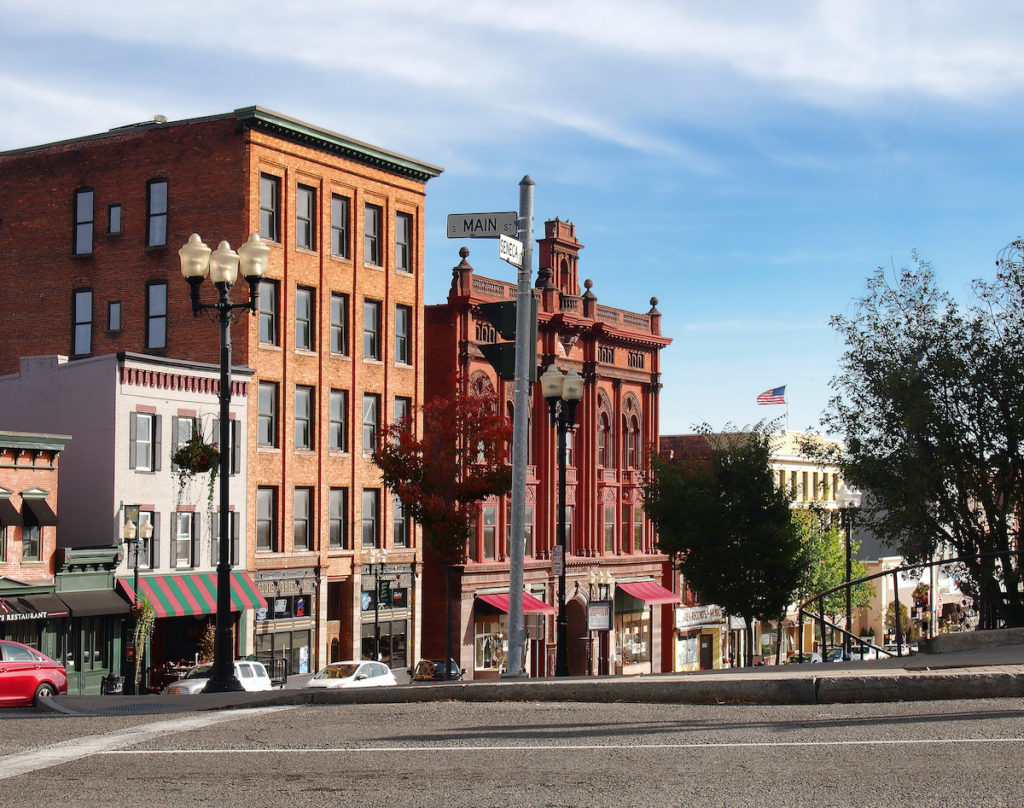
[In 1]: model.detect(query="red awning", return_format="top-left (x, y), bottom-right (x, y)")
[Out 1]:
top-left (477, 591), bottom-right (556, 616)
top-left (616, 581), bottom-right (681, 605)
top-left (116, 571), bottom-right (266, 618)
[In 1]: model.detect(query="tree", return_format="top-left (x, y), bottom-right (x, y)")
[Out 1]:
top-left (372, 372), bottom-right (512, 674)
top-left (820, 254), bottom-right (1024, 627)
top-left (643, 423), bottom-right (804, 666)
top-left (885, 601), bottom-right (920, 643)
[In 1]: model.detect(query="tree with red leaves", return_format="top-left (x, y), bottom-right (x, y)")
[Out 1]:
top-left (372, 373), bottom-right (512, 674)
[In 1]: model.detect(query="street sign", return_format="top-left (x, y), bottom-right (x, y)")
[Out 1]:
top-left (551, 545), bottom-right (564, 577)
top-left (447, 211), bottom-right (518, 239)
top-left (498, 234), bottom-right (524, 267)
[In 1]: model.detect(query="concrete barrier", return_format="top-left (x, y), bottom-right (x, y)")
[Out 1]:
top-left (919, 627), bottom-right (1024, 655)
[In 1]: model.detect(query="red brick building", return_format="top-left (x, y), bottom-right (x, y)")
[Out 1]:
top-left (423, 219), bottom-right (676, 678)
top-left (0, 108), bottom-right (442, 675)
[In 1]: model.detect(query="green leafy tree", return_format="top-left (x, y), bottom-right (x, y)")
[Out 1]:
top-left (820, 254), bottom-right (1024, 627)
top-left (885, 601), bottom-right (920, 642)
top-left (372, 372), bottom-right (512, 674)
top-left (644, 423), bottom-right (804, 666)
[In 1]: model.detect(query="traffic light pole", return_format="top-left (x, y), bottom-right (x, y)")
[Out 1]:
top-left (502, 175), bottom-right (534, 678)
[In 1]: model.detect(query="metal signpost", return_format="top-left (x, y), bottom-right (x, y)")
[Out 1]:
top-left (446, 180), bottom-right (534, 677)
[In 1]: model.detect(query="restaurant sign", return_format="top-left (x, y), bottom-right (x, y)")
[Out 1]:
top-left (675, 604), bottom-right (725, 630)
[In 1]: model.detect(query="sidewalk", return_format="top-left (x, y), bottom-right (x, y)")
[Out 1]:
top-left (38, 641), bottom-right (1024, 717)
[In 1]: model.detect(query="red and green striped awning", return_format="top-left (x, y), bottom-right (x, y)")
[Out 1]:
top-left (116, 571), bottom-right (266, 618)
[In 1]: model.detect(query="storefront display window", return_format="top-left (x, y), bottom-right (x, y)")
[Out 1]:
top-left (474, 615), bottom-right (507, 672)
top-left (616, 609), bottom-right (649, 666)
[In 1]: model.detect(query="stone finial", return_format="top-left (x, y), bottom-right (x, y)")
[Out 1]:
top-left (648, 296), bottom-right (660, 315)
top-left (582, 278), bottom-right (596, 301)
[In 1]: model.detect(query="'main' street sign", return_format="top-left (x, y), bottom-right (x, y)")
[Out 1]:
top-left (447, 211), bottom-right (518, 239)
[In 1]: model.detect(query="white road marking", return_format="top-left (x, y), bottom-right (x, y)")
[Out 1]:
top-left (101, 736), bottom-right (1024, 755)
top-left (0, 706), bottom-right (296, 780)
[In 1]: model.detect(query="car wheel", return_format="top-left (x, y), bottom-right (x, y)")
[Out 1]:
top-left (34, 682), bottom-right (56, 707)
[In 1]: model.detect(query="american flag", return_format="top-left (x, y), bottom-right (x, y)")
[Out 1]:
top-left (757, 386), bottom-right (786, 406)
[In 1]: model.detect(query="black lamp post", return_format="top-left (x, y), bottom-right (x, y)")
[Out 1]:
top-left (540, 363), bottom-right (584, 678)
top-left (123, 515), bottom-right (153, 693)
top-left (179, 232), bottom-right (269, 693)
top-left (368, 547), bottom-right (388, 661)
top-left (836, 483), bottom-right (862, 660)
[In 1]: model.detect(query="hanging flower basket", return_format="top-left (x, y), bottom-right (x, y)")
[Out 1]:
top-left (172, 434), bottom-right (220, 475)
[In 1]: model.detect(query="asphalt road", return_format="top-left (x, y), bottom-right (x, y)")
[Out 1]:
top-left (2, 697), bottom-right (1022, 807)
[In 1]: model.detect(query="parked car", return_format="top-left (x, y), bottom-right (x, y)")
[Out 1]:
top-left (786, 652), bottom-right (822, 664)
top-left (0, 640), bottom-right (68, 707)
top-left (306, 660), bottom-right (397, 689)
top-left (161, 660), bottom-right (274, 695)
top-left (826, 647), bottom-right (849, 663)
top-left (410, 658), bottom-right (463, 683)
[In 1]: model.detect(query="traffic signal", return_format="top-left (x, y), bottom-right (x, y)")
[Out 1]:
top-left (376, 578), bottom-right (392, 608)
top-left (476, 298), bottom-right (537, 382)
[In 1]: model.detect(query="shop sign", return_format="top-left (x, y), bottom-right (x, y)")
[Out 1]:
top-left (675, 604), bottom-right (725, 630)
top-left (587, 601), bottom-right (613, 631)
top-left (1, 610), bottom-right (46, 622)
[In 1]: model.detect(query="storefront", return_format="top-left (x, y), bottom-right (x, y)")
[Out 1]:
top-left (360, 563), bottom-right (415, 670)
top-left (674, 604), bottom-right (726, 671)
top-left (614, 580), bottom-right (680, 675)
top-left (255, 568), bottom-right (317, 676)
top-left (472, 590), bottom-right (554, 680)
top-left (0, 590), bottom-right (67, 654)
top-left (118, 569), bottom-right (264, 690)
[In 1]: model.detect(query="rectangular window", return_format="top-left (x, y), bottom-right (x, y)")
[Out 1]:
top-left (260, 174), bottom-right (280, 242)
top-left (633, 508), bottom-right (644, 552)
top-left (296, 184), bottom-right (316, 250)
top-left (331, 194), bottom-right (350, 258)
top-left (108, 204), bottom-right (122, 235)
top-left (393, 495), bottom-right (407, 548)
top-left (212, 418), bottom-right (241, 476)
top-left (73, 189), bottom-right (93, 255)
top-left (146, 281), bottom-right (167, 349)
top-left (174, 512), bottom-right (193, 568)
top-left (171, 416), bottom-right (199, 455)
top-left (395, 212), bottom-right (412, 272)
top-left (604, 505), bottom-right (616, 553)
top-left (330, 292), bottom-right (349, 355)
top-left (395, 304), bottom-right (411, 365)
top-left (258, 382), bottom-right (279, 447)
top-left (361, 489), bottom-right (379, 548)
top-left (146, 179), bottom-right (168, 247)
top-left (73, 289), bottom-right (92, 355)
top-left (108, 301), bottom-right (121, 332)
top-left (364, 203), bottom-right (382, 265)
top-left (257, 487), bottom-right (277, 551)
top-left (0, 524), bottom-right (6, 563)
top-left (211, 511), bottom-right (239, 566)
top-left (295, 286), bottom-right (314, 350)
top-left (258, 280), bottom-right (278, 345)
top-left (622, 507), bottom-right (631, 555)
top-left (294, 386), bottom-right (314, 450)
top-left (564, 505), bottom-right (574, 551)
top-left (363, 299), bottom-right (381, 359)
top-left (135, 511), bottom-right (156, 570)
top-left (329, 389), bottom-right (349, 452)
top-left (129, 412), bottom-right (160, 471)
top-left (21, 524), bottom-right (41, 562)
top-left (482, 505), bottom-right (496, 559)
top-left (329, 488), bottom-right (348, 549)
top-left (362, 393), bottom-right (380, 453)
top-left (393, 396), bottom-right (411, 426)
top-left (293, 488), bottom-right (312, 551)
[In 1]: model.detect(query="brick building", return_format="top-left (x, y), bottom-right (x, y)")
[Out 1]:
top-left (423, 219), bottom-right (676, 678)
top-left (0, 108), bottom-right (442, 675)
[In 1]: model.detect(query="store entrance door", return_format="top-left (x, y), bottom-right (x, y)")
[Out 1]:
top-left (699, 633), bottom-right (713, 670)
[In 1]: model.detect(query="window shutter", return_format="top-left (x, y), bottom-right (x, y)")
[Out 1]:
top-left (129, 412), bottom-right (138, 469)
top-left (211, 514), bottom-right (219, 567)
top-left (232, 514), bottom-right (239, 566)
top-left (172, 416), bottom-right (182, 454)
top-left (232, 420), bottom-right (241, 475)
top-left (151, 512), bottom-right (160, 570)
top-left (153, 415), bottom-right (162, 471)
top-left (191, 515), bottom-right (198, 569)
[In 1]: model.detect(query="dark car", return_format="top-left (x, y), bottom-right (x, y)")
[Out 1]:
top-left (0, 639), bottom-right (68, 707)
top-left (410, 658), bottom-right (463, 683)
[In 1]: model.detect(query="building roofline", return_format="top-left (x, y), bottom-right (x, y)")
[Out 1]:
top-left (0, 106), bottom-right (444, 183)
top-left (235, 106), bottom-right (443, 183)
top-left (0, 431), bottom-right (72, 451)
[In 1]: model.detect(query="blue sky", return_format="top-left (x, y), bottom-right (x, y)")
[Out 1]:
top-left (4, 1), bottom-right (1024, 437)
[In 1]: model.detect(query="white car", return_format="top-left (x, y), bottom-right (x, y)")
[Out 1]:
top-left (306, 660), bottom-right (397, 689)
top-left (162, 660), bottom-right (274, 695)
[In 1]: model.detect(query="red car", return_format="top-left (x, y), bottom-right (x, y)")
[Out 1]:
top-left (0, 640), bottom-right (68, 707)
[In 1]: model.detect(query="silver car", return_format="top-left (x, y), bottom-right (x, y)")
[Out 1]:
top-left (162, 660), bottom-right (274, 694)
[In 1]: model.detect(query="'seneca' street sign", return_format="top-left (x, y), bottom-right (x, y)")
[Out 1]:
top-left (498, 234), bottom-right (524, 268)
top-left (447, 211), bottom-right (518, 239)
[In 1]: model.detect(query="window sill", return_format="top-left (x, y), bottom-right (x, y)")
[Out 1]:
top-left (329, 352), bottom-right (352, 361)
top-left (294, 348), bottom-right (317, 358)
top-left (258, 343), bottom-right (283, 352)
top-left (364, 263), bottom-right (385, 271)
top-left (257, 446), bottom-right (282, 453)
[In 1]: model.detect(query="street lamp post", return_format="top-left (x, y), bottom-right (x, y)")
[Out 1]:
top-left (123, 515), bottom-right (153, 693)
top-left (179, 232), bottom-right (269, 693)
top-left (587, 568), bottom-right (614, 676)
top-left (368, 548), bottom-right (388, 661)
top-left (540, 363), bottom-right (584, 677)
top-left (836, 483), bottom-right (862, 660)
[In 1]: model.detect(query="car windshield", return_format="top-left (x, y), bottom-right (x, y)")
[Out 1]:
top-left (183, 664), bottom-right (213, 680)
top-left (314, 664), bottom-right (359, 679)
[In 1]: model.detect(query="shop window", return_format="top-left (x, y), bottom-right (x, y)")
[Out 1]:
top-left (474, 614), bottom-right (506, 672)
top-left (617, 608), bottom-right (650, 666)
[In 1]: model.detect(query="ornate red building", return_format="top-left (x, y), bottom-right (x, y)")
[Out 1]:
top-left (423, 219), bottom-right (676, 678)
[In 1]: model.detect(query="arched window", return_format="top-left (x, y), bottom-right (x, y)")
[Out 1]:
top-left (624, 415), bottom-right (639, 469)
top-left (597, 413), bottom-right (609, 467)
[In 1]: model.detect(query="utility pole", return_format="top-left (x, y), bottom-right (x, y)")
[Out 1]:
top-left (502, 176), bottom-right (534, 678)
